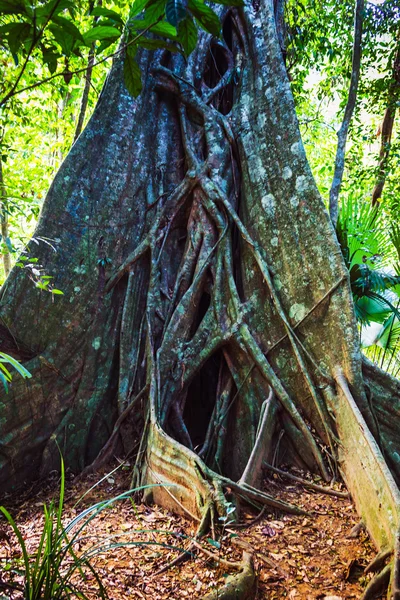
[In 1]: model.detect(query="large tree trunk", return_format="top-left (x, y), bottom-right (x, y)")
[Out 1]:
top-left (1, 0), bottom-right (400, 595)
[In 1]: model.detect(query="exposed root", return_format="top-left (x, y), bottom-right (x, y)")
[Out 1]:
top-left (263, 463), bottom-right (350, 499)
top-left (143, 422), bottom-right (307, 527)
top-left (228, 506), bottom-right (266, 529)
top-left (361, 563), bottom-right (391, 600)
top-left (201, 552), bottom-right (255, 600)
top-left (364, 547), bottom-right (393, 575)
top-left (218, 474), bottom-right (308, 516)
top-left (192, 539), bottom-right (242, 569)
top-left (346, 520), bottom-right (365, 539)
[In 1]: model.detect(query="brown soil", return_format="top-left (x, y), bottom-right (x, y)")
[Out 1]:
top-left (0, 462), bottom-right (381, 599)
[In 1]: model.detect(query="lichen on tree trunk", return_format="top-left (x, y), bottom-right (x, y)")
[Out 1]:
top-left (1, 0), bottom-right (400, 595)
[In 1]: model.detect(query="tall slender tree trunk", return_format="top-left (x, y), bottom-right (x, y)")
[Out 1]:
top-left (1, 1), bottom-right (400, 595)
top-left (74, 44), bottom-right (96, 143)
top-left (371, 44), bottom-right (400, 206)
top-left (0, 161), bottom-right (11, 279)
top-left (329, 0), bottom-right (364, 226)
top-left (73, 0), bottom-right (101, 143)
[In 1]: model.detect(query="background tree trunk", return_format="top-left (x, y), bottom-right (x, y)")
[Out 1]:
top-left (371, 44), bottom-right (400, 206)
top-left (0, 161), bottom-right (11, 279)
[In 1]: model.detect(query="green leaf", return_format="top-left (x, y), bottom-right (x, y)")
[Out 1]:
top-left (51, 15), bottom-right (85, 43)
top-left (36, 0), bottom-right (75, 19)
top-left (4, 236), bottom-right (13, 253)
top-left (0, 363), bottom-right (13, 382)
top-left (142, 0), bottom-right (166, 24)
top-left (206, 538), bottom-right (221, 549)
top-left (148, 21), bottom-right (177, 40)
top-left (83, 25), bottom-right (121, 45)
top-left (48, 23), bottom-right (75, 55)
top-left (210, 0), bottom-right (243, 5)
top-left (0, 0), bottom-right (26, 15)
top-left (0, 506), bottom-right (31, 587)
top-left (138, 37), bottom-right (179, 52)
top-left (51, 288), bottom-right (64, 295)
top-left (6, 22), bottom-right (31, 56)
top-left (123, 51), bottom-right (142, 98)
top-left (90, 6), bottom-right (124, 24)
top-left (177, 16), bottom-right (197, 55)
top-left (129, 0), bottom-right (154, 19)
top-left (166, 0), bottom-right (187, 27)
top-left (0, 371), bottom-right (9, 393)
top-left (0, 352), bottom-right (31, 379)
top-left (42, 46), bottom-right (59, 74)
top-left (188, 0), bottom-right (220, 36)
top-left (96, 37), bottom-right (117, 54)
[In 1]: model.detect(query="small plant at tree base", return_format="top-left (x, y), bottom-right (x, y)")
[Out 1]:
top-left (0, 452), bottom-right (172, 600)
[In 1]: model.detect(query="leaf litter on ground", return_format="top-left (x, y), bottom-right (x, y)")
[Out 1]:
top-left (0, 462), bottom-right (382, 598)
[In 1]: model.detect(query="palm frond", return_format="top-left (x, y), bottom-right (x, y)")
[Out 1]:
top-left (337, 194), bottom-right (395, 270)
top-left (351, 263), bottom-right (400, 298)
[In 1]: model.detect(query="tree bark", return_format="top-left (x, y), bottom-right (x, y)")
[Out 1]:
top-left (1, 1), bottom-right (400, 593)
top-left (0, 0), bottom-right (373, 498)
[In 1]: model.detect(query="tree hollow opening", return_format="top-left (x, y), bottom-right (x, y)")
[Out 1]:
top-left (183, 349), bottom-right (223, 452)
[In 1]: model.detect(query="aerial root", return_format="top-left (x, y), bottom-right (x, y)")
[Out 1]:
top-left (201, 552), bottom-right (255, 600)
top-left (239, 388), bottom-right (276, 488)
top-left (108, 65), bottom-right (336, 494)
top-left (105, 174), bottom-right (196, 292)
top-left (237, 324), bottom-right (330, 482)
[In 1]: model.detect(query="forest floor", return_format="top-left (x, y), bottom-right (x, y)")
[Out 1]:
top-left (0, 461), bottom-right (380, 599)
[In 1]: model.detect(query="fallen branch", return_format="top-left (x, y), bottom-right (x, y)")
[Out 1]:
top-left (346, 520), bottom-right (364, 539)
top-left (153, 529), bottom-right (244, 578)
